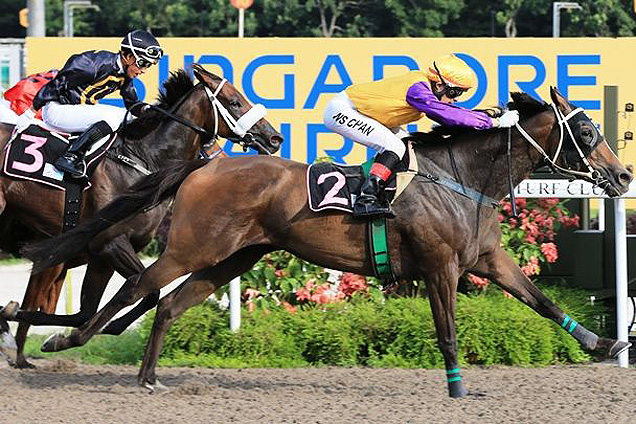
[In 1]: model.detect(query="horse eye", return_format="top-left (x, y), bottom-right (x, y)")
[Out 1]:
top-left (229, 100), bottom-right (242, 108)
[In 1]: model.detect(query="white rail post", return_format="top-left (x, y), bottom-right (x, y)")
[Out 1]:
top-left (614, 197), bottom-right (629, 367)
top-left (229, 277), bottom-right (241, 331)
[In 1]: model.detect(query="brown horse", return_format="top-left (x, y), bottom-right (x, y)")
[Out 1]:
top-left (0, 64), bottom-right (281, 367)
top-left (22, 88), bottom-right (632, 397)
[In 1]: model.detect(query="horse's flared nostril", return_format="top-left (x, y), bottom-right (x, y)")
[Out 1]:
top-left (270, 135), bottom-right (283, 148)
top-left (620, 171), bottom-right (633, 186)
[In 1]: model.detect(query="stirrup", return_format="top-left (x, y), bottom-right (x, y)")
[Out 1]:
top-left (353, 199), bottom-right (395, 218)
top-left (54, 155), bottom-right (87, 178)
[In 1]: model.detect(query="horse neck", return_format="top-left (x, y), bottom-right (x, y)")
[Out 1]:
top-left (123, 88), bottom-right (212, 170)
top-left (414, 110), bottom-right (556, 201)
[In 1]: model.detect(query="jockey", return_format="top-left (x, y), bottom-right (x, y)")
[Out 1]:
top-left (16, 29), bottom-right (163, 178)
top-left (323, 53), bottom-right (520, 218)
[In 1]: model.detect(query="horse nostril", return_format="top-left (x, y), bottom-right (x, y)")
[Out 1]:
top-left (270, 135), bottom-right (283, 148)
top-left (620, 172), bottom-right (633, 186)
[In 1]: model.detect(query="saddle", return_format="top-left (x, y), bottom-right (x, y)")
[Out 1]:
top-left (3, 122), bottom-right (117, 190)
top-left (307, 142), bottom-right (418, 214)
top-left (2, 122), bottom-right (117, 231)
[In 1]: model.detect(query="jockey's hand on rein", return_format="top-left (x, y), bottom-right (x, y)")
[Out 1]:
top-left (131, 102), bottom-right (151, 117)
top-left (496, 110), bottom-right (520, 128)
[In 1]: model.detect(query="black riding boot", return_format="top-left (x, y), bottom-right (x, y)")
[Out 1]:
top-left (353, 150), bottom-right (402, 218)
top-left (54, 120), bottom-right (112, 178)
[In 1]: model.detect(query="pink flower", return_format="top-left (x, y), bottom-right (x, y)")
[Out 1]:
top-left (244, 288), bottom-right (260, 300)
top-left (521, 259), bottom-right (540, 276)
top-left (274, 269), bottom-right (287, 278)
top-left (541, 242), bottom-right (558, 263)
top-left (282, 302), bottom-right (297, 313)
top-left (468, 273), bottom-right (490, 289)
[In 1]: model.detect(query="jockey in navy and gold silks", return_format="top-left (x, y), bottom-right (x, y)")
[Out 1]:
top-left (323, 53), bottom-right (520, 218)
top-left (16, 29), bottom-right (163, 178)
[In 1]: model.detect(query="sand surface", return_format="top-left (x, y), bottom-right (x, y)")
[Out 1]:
top-left (1, 360), bottom-right (635, 423)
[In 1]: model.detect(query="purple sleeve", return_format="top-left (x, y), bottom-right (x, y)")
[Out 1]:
top-left (406, 82), bottom-right (494, 130)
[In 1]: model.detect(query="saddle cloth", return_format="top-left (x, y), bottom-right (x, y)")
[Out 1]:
top-left (2, 122), bottom-right (117, 191)
top-left (307, 142), bottom-right (418, 213)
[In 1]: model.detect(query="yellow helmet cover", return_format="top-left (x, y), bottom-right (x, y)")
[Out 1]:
top-left (426, 54), bottom-right (476, 89)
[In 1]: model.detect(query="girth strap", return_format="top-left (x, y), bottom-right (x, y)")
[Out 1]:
top-left (416, 171), bottom-right (500, 209)
top-left (63, 182), bottom-right (83, 232)
top-left (367, 217), bottom-right (396, 282)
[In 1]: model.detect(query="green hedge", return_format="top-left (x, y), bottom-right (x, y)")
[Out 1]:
top-left (26, 285), bottom-right (605, 368)
top-left (139, 285), bottom-right (605, 368)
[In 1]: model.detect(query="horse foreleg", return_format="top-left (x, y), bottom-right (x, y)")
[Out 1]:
top-left (138, 246), bottom-right (269, 390)
top-left (41, 253), bottom-right (187, 353)
top-left (94, 236), bottom-right (159, 336)
top-left (15, 258), bottom-right (113, 328)
top-left (425, 260), bottom-right (468, 398)
top-left (470, 247), bottom-right (630, 358)
top-left (14, 265), bottom-right (66, 368)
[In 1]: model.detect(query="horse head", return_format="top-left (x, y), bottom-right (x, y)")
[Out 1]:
top-left (547, 86), bottom-right (632, 197)
top-left (191, 63), bottom-right (282, 155)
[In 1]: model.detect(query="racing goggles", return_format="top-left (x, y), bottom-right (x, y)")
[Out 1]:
top-left (123, 34), bottom-right (163, 69)
top-left (134, 56), bottom-right (158, 69)
top-left (433, 61), bottom-right (468, 99)
top-left (444, 86), bottom-right (468, 99)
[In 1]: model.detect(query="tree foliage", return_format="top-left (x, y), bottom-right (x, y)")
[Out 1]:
top-left (2, 0), bottom-right (635, 38)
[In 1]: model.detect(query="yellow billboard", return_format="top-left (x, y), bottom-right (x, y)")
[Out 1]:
top-left (25, 37), bottom-right (636, 168)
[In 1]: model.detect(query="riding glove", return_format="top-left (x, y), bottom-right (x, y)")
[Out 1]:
top-left (15, 108), bottom-right (35, 132)
top-left (496, 110), bottom-right (520, 128)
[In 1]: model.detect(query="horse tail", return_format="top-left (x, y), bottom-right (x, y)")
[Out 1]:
top-left (22, 158), bottom-right (210, 273)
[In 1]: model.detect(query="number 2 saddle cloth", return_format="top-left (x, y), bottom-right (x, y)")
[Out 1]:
top-left (2, 122), bottom-right (117, 191)
top-left (307, 142), bottom-right (418, 213)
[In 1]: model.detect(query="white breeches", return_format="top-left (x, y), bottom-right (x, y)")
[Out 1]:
top-left (0, 99), bottom-right (17, 125)
top-left (323, 91), bottom-right (407, 159)
top-left (42, 102), bottom-right (127, 133)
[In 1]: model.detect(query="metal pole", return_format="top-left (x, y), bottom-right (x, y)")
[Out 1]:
top-left (27, 0), bottom-right (45, 37)
top-left (229, 277), bottom-right (241, 331)
top-left (238, 8), bottom-right (245, 38)
top-left (552, 2), bottom-right (582, 38)
top-left (615, 197), bottom-right (629, 367)
top-left (552, 3), bottom-right (561, 37)
top-left (69, 7), bottom-right (74, 38)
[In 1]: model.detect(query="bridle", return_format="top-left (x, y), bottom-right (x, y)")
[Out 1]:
top-left (514, 103), bottom-right (604, 184)
top-left (202, 78), bottom-right (269, 154)
top-left (142, 79), bottom-right (270, 157)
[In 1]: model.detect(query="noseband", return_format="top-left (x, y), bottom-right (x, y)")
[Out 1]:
top-left (514, 104), bottom-right (604, 184)
top-left (203, 79), bottom-right (269, 154)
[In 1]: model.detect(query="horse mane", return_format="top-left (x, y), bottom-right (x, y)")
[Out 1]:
top-left (408, 92), bottom-right (551, 144)
top-left (119, 69), bottom-right (196, 140)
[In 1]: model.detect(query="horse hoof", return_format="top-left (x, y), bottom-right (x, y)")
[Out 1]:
top-left (141, 379), bottom-right (169, 394)
top-left (0, 301), bottom-right (19, 319)
top-left (609, 340), bottom-right (632, 358)
top-left (41, 333), bottom-right (67, 352)
top-left (15, 358), bottom-right (36, 369)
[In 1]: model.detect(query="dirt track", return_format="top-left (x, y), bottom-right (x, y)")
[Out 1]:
top-left (0, 359), bottom-right (635, 423)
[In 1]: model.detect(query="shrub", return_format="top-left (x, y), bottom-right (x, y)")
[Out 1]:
top-left (129, 284), bottom-right (605, 369)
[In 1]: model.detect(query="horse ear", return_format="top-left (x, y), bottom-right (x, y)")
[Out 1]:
top-left (550, 86), bottom-right (571, 112)
top-left (191, 63), bottom-right (221, 86)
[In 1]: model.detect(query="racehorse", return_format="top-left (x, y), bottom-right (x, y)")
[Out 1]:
top-left (0, 63), bottom-right (282, 367)
top-left (22, 88), bottom-right (632, 397)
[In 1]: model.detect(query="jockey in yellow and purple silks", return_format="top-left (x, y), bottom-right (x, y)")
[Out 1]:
top-left (323, 53), bottom-right (519, 218)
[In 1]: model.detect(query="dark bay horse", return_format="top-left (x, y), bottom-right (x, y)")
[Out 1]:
top-left (22, 88), bottom-right (631, 397)
top-left (0, 64), bottom-right (281, 367)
